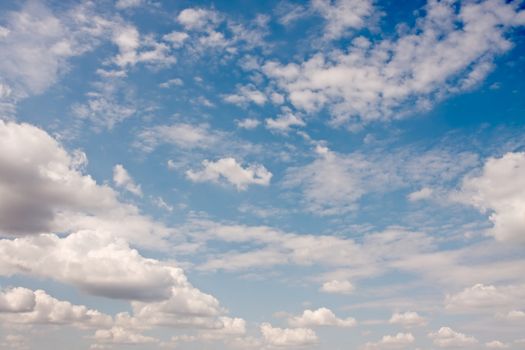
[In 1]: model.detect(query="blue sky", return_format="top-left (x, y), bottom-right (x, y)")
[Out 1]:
top-left (0, 0), bottom-right (525, 349)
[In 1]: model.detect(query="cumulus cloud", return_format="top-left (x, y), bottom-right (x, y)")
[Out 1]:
top-left (177, 8), bottom-right (222, 31)
top-left (389, 311), bottom-right (426, 327)
top-left (186, 157), bottom-right (272, 190)
top-left (264, 0), bottom-right (525, 127)
top-left (485, 340), bottom-right (510, 349)
top-left (94, 327), bottom-right (157, 345)
top-left (260, 322), bottom-right (318, 347)
top-left (455, 152), bottom-right (525, 244)
top-left (113, 164), bottom-right (142, 197)
top-left (444, 283), bottom-right (525, 313)
top-left (363, 332), bottom-right (415, 349)
top-left (288, 307), bottom-right (356, 328)
top-left (320, 280), bottom-right (354, 294)
top-left (0, 287), bottom-right (112, 328)
top-left (429, 327), bottom-right (478, 348)
top-left (0, 120), bottom-right (169, 247)
top-left (265, 111), bottom-right (305, 134)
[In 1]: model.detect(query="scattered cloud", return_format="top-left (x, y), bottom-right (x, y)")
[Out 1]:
top-left (260, 322), bottom-right (318, 347)
top-left (186, 157), bottom-right (272, 190)
top-left (429, 327), bottom-right (478, 348)
top-left (320, 280), bottom-right (354, 295)
top-left (113, 164), bottom-right (143, 197)
top-left (288, 307), bottom-right (356, 328)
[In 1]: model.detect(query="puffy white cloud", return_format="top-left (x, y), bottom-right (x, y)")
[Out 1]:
top-left (113, 164), bottom-right (142, 197)
top-left (389, 311), bottom-right (426, 327)
top-left (455, 152), bottom-right (525, 244)
top-left (223, 85), bottom-right (267, 106)
top-left (363, 332), bottom-right (415, 349)
top-left (312, 0), bottom-right (375, 40)
top-left (163, 31), bottom-right (189, 48)
top-left (265, 112), bottom-right (305, 134)
top-left (320, 280), bottom-right (354, 295)
top-left (444, 283), bottom-right (525, 313)
top-left (288, 307), bottom-right (356, 328)
top-left (236, 118), bottom-right (260, 129)
top-left (429, 327), bottom-right (478, 348)
top-left (0, 120), bottom-right (169, 247)
top-left (186, 157), bottom-right (272, 190)
top-left (260, 322), bottom-right (318, 347)
top-left (0, 287), bottom-right (112, 328)
top-left (485, 340), bottom-right (509, 349)
top-left (158, 77), bottom-right (184, 88)
top-left (407, 187), bottom-right (434, 201)
top-left (177, 8), bottom-right (221, 31)
top-left (264, 0), bottom-right (525, 127)
top-left (94, 327), bottom-right (157, 344)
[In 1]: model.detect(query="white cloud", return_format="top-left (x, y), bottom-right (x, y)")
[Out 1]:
top-left (444, 283), bottom-right (525, 313)
top-left (0, 287), bottom-right (112, 328)
top-left (486, 340), bottom-right (509, 349)
top-left (312, 0), bottom-right (375, 40)
top-left (429, 327), bottom-right (478, 348)
top-left (288, 307), bottom-right (356, 328)
top-left (265, 112), bottom-right (305, 134)
top-left (363, 332), bottom-right (415, 349)
top-left (407, 187), bottom-right (434, 201)
top-left (163, 31), bottom-right (189, 48)
top-left (503, 310), bottom-right (525, 321)
top-left (113, 164), bottom-right (143, 197)
top-left (0, 120), bottom-right (169, 248)
top-left (264, 0), bottom-right (525, 127)
top-left (115, 0), bottom-right (143, 9)
top-left (177, 8), bottom-right (221, 31)
top-left (454, 152), bottom-right (525, 244)
top-left (135, 123), bottom-right (219, 152)
top-left (260, 323), bottom-right (318, 347)
top-left (320, 280), bottom-right (354, 295)
top-left (159, 78), bottom-right (184, 88)
top-left (94, 327), bottom-right (157, 344)
top-left (236, 118), bottom-right (260, 130)
top-left (389, 311), bottom-right (426, 327)
top-left (0, 2), bottom-right (108, 98)
top-left (223, 85), bottom-right (267, 106)
top-left (284, 144), bottom-right (478, 215)
top-left (186, 157), bottom-right (272, 190)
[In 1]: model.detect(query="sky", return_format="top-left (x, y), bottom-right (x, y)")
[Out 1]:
top-left (0, 0), bottom-right (524, 349)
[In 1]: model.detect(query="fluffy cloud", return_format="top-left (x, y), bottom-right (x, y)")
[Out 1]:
top-left (407, 187), bottom-right (434, 201)
top-left (455, 152), bottom-right (525, 244)
top-left (311, 0), bottom-right (375, 40)
top-left (264, 0), bottom-right (525, 127)
top-left (236, 118), bottom-right (260, 129)
top-left (0, 1), bottom-right (107, 98)
top-left (186, 158), bottom-right (272, 190)
top-left (94, 327), bottom-right (157, 345)
top-left (363, 332), bottom-right (415, 349)
top-left (260, 323), bottom-right (318, 347)
top-left (320, 280), bottom-right (354, 294)
top-left (429, 327), bottom-right (478, 348)
top-left (389, 311), bottom-right (426, 327)
top-left (0, 120), bottom-right (169, 248)
top-left (177, 8), bottom-right (221, 31)
top-left (113, 164), bottom-right (142, 197)
top-left (223, 85), bottom-right (267, 106)
top-left (265, 112), bottom-right (305, 134)
top-left (288, 307), bottom-right (356, 328)
top-left (0, 287), bottom-right (112, 328)
top-left (444, 283), bottom-right (525, 313)
top-left (485, 340), bottom-right (510, 349)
